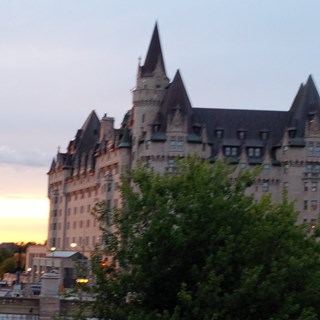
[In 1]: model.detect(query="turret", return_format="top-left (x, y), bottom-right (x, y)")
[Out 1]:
top-left (132, 23), bottom-right (169, 147)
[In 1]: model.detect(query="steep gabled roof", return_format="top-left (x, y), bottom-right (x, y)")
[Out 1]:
top-left (76, 110), bottom-right (100, 153)
top-left (193, 108), bottom-right (288, 148)
top-left (157, 70), bottom-right (193, 131)
top-left (287, 75), bottom-right (320, 143)
top-left (141, 23), bottom-right (166, 76)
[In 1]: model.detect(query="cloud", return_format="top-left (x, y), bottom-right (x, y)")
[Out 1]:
top-left (0, 145), bottom-right (51, 167)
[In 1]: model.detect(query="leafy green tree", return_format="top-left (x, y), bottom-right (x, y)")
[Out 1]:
top-left (92, 157), bottom-right (320, 320)
top-left (0, 256), bottom-right (17, 278)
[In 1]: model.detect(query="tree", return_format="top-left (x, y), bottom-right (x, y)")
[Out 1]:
top-left (92, 157), bottom-right (320, 320)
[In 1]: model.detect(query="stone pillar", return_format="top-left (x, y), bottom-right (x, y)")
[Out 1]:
top-left (39, 272), bottom-right (60, 320)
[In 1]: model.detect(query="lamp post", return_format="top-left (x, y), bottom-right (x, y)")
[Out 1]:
top-left (50, 247), bottom-right (56, 271)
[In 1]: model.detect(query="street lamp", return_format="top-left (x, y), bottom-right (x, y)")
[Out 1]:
top-left (70, 242), bottom-right (77, 250)
top-left (50, 247), bottom-right (56, 271)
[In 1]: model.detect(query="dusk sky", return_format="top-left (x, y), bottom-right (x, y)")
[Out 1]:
top-left (1, 0), bottom-right (320, 243)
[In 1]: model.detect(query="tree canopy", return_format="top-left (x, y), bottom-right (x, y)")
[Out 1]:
top-left (92, 157), bottom-right (320, 320)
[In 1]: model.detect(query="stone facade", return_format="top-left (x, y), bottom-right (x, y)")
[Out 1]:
top-left (47, 23), bottom-right (320, 253)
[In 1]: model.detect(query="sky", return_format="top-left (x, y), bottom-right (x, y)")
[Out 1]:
top-left (0, 0), bottom-right (320, 243)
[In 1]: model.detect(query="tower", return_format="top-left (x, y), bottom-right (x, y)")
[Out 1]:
top-left (131, 23), bottom-right (170, 160)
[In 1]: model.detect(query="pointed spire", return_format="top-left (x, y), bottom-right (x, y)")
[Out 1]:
top-left (167, 70), bottom-right (193, 114)
top-left (141, 23), bottom-right (166, 76)
top-left (287, 75), bottom-right (320, 143)
top-left (48, 158), bottom-right (56, 173)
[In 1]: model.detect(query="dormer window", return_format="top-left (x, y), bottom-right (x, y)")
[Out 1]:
top-left (225, 146), bottom-right (238, 157)
top-left (215, 129), bottom-right (224, 139)
top-left (308, 111), bottom-right (316, 123)
top-left (153, 124), bottom-right (160, 133)
top-left (260, 130), bottom-right (270, 141)
top-left (288, 127), bottom-right (297, 138)
top-left (192, 123), bottom-right (202, 135)
top-left (248, 147), bottom-right (262, 157)
top-left (238, 130), bottom-right (247, 140)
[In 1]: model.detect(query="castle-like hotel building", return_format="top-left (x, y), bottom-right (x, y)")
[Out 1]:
top-left (47, 24), bottom-right (320, 254)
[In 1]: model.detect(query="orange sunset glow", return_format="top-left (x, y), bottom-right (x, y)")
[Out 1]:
top-left (0, 196), bottom-right (48, 243)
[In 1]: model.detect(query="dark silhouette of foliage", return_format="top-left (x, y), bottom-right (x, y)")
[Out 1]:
top-left (92, 157), bottom-right (320, 320)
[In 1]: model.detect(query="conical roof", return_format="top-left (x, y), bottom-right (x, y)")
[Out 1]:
top-left (287, 75), bottom-right (320, 143)
top-left (141, 23), bottom-right (166, 76)
top-left (156, 70), bottom-right (193, 131)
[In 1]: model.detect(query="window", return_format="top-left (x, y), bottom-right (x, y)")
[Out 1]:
top-left (304, 182), bottom-right (309, 191)
top-left (288, 128), bottom-right (296, 138)
top-left (87, 204), bottom-right (91, 213)
top-left (168, 159), bottom-right (175, 167)
top-left (238, 131), bottom-right (246, 140)
top-left (284, 164), bottom-right (289, 174)
top-left (86, 220), bottom-right (90, 228)
top-left (263, 164), bottom-right (270, 172)
top-left (260, 131), bottom-right (269, 141)
top-left (316, 144), bottom-right (320, 156)
top-left (215, 130), bottom-right (223, 139)
top-left (73, 207), bottom-right (77, 215)
top-left (283, 182), bottom-right (288, 191)
top-left (80, 206), bottom-right (84, 214)
top-left (308, 142), bottom-right (314, 156)
top-left (142, 113), bottom-right (145, 123)
top-left (262, 180), bottom-right (269, 192)
top-left (169, 136), bottom-right (184, 152)
top-left (107, 181), bottom-right (112, 192)
top-left (146, 140), bottom-right (150, 150)
top-left (312, 181), bottom-right (317, 192)
top-left (304, 200), bottom-right (308, 210)
top-left (311, 200), bottom-right (317, 210)
top-left (79, 220), bottom-right (83, 228)
top-left (73, 221), bottom-right (77, 229)
top-left (225, 147), bottom-right (238, 157)
top-left (248, 148), bottom-right (261, 157)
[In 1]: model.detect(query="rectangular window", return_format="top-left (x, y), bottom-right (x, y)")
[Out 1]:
top-left (168, 159), bottom-right (175, 167)
top-left (231, 147), bottom-right (237, 156)
top-left (263, 164), bottom-right (270, 172)
top-left (283, 182), bottom-right (288, 191)
top-left (304, 200), bottom-right (308, 210)
top-left (308, 143), bottom-right (314, 156)
top-left (169, 136), bottom-right (184, 151)
top-left (262, 180), bottom-right (269, 192)
top-left (306, 164), bottom-right (312, 173)
top-left (304, 182), bottom-right (309, 191)
top-left (225, 147), bottom-right (231, 156)
top-left (312, 181), bottom-right (317, 191)
top-left (311, 200), bottom-right (317, 210)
